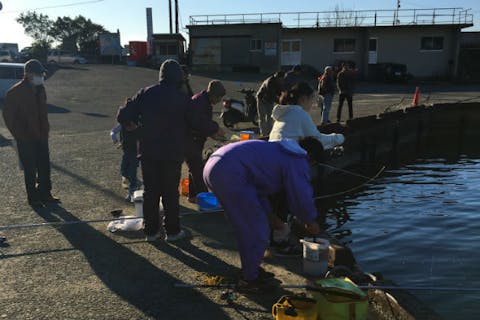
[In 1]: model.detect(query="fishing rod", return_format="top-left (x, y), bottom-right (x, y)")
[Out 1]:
top-left (0, 164), bottom-right (386, 231)
top-left (174, 282), bottom-right (480, 293)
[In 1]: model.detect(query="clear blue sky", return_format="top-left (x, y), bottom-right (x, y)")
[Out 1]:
top-left (1, 0), bottom-right (479, 49)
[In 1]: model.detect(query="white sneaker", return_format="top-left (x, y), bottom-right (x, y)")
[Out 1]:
top-left (145, 231), bottom-right (161, 242)
top-left (165, 229), bottom-right (187, 242)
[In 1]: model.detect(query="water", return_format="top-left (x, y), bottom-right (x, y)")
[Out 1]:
top-left (326, 156), bottom-right (480, 318)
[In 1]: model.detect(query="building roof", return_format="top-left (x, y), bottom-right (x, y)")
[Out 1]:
top-left (152, 33), bottom-right (186, 41)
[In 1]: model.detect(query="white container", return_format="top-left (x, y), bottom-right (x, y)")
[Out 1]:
top-left (133, 190), bottom-right (144, 218)
top-left (133, 190), bottom-right (163, 218)
top-left (300, 237), bottom-right (330, 277)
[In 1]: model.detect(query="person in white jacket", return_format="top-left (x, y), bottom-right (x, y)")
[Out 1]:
top-left (269, 81), bottom-right (345, 149)
top-left (268, 82), bottom-right (344, 256)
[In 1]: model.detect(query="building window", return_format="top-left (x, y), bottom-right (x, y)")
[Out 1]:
top-left (156, 44), bottom-right (178, 55)
top-left (334, 39), bottom-right (356, 52)
top-left (250, 39), bottom-right (262, 51)
top-left (421, 37), bottom-right (444, 51)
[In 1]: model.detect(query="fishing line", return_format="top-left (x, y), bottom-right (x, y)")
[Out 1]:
top-left (313, 165), bottom-right (385, 200)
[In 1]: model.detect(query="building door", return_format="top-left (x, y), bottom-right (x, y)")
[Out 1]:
top-left (368, 38), bottom-right (378, 64)
top-left (281, 39), bottom-right (301, 66)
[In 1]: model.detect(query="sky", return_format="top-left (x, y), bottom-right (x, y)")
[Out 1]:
top-left (0, 0), bottom-right (479, 49)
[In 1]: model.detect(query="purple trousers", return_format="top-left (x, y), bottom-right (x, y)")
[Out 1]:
top-left (204, 155), bottom-right (270, 281)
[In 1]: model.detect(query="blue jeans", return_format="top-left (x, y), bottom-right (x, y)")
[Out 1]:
top-left (121, 151), bottom-right (139, 193)
top-left (321, 94), bottom-right (333, 124)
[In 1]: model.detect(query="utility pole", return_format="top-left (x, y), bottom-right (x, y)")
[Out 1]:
top-left (168, 0), bottom-right (173, 34)
top-left (393, 0), bottom-right (401, 25)
top-left (175, 0), bottom-right (179, 34)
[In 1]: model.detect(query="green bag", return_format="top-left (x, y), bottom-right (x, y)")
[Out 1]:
top-left (310, 278), bottom-right (368, 320)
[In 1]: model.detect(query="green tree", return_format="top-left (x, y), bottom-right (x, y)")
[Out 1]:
top-left (16, 11), bottom-right (54, 61)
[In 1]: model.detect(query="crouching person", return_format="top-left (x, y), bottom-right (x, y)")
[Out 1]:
top-left (203, 138), bottom-right (322, 292)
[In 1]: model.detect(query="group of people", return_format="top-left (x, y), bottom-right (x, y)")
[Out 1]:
top-left (317, 62), bottom-right (356, 125)
top-left (255, 62), bottom-right (356, 138)
top-left (2, 58), bottom-right (345, 292)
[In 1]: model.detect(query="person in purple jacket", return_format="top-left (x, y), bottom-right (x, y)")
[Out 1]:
top-left (185, 80), bottom-right (226, 203)
top-left (203, 138), bottom-right (322, 291)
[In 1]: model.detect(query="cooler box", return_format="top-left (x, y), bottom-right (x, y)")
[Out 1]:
top-left (197, 192), bottom-right (221, 211)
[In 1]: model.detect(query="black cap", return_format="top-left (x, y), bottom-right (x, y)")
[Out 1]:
top-left (24, 59), bottom-right (47, 75)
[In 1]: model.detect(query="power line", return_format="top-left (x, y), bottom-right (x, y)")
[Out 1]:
top-left (3, 0), bottom-right (105, 13)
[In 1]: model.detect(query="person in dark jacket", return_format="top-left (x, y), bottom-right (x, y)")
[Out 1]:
top-left (283, 65), bottom-right (302, 92)
top-left (185, 80), bottom-right (226, 203)
top-left (336, 63), bottom-right (355, 122)
top-left (117, 59), bottom-right (206, 242)
top-left (256, 71), bottom-right (285, 136)
top-left (2, 59), bottom-right (59, 207)
top-left (318, 66), bottom-right (336, 125)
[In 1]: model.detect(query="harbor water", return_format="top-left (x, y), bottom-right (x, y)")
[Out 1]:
top-left (326, 156), bottom-right (480, 318)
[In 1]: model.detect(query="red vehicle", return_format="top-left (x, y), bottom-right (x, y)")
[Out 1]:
top-left (128, 41), bottom-right (147, 65)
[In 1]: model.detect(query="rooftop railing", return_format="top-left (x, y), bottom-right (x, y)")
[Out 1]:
top-left (189, 8), bottom-right (473, 28)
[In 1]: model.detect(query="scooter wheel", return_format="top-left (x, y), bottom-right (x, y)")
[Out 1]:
top-left (223, 115), bottom-right (236, 128)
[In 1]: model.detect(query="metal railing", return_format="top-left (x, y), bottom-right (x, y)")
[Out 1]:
top-left (189, 8), bottom-right (473, 28)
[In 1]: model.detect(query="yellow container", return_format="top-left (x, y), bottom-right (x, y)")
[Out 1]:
top-left (272, 295), bottom-right (318, 320)
top-left (180, 178), bottom-right (189, 196)
top-left (312, 278), bottom-right (368, 320)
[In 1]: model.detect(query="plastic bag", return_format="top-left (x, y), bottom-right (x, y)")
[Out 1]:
top-left (107, 216), bottom-right (144, 232)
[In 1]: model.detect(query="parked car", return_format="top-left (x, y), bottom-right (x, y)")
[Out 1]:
top-left (47, 50), bottom-right (87, 64)
top-left (0, 50), bottom-right (14, 63)
top-left (0, 63), bottom-right (24, 98)
top-left (368, 63), bottom-right (412, 82)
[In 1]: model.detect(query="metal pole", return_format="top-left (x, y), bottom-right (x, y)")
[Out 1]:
top-left (175, 0), bottom-right (179, 34)
top-left (168, 0), bottom-right (173, 33)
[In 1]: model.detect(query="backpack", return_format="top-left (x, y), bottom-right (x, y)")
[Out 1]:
top-left (318, 76), bottom-right (328, 96)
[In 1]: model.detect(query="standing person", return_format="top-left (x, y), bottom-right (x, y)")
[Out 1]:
top-left (117, 59), bottom-right (199, 242)
top-left (256, 71), bottom-right (285, 136)
top-left (318, 66), bottom-right (336, 125)
top-left (203, 138), bottom-right (322, 291)
top-left (336, 63), bottom-right (355, 123)
top-left (185, 80), bottom-right (226, 203)
top-left (110, 119), bottom-right (141, 202)
top-left (283, 65), bottom-right (302, 91)
top-left (2, 59), bottom-right (59, 207)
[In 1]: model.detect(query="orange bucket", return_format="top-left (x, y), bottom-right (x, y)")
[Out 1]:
top-left (240, 133), bottom-right (250, 141)
top-left (180, 178), bottom-right (189, 196)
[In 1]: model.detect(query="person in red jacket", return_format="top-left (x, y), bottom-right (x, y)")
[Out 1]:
top-left (185, 80), bottom-right (226, 203)
top-left (2, 59), bottom-right (60, 207)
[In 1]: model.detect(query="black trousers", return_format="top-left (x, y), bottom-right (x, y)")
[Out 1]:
top-left (16, 140), bottom-right (52, 202)
top-left (184, 137), bottom-right (208, 198)
top-left (337, 93), bottom-right (353, 121)
top-left (141, 158), bottom-right (182, 236)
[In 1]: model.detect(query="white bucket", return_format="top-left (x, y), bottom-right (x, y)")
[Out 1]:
top-left (133, 190), bottom-right (163, 218)
top-left (133, 190), bottom-right (144, 218)
top-left (300, 237), bottom-right (330, 277)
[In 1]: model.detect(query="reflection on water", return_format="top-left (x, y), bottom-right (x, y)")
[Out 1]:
top-left (324, 156), bottom-right (480, 318)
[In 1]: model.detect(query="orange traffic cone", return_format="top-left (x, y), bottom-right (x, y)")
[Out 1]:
top-left (412, 86), bottom-right (420, 106)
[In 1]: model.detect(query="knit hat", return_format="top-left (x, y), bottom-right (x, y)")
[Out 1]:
top-left (24, 59), bottom-right (47, 75)
top-left (207, 80), bottom-right (226, 97)
top-left (159, 59), bottom-right (183, 84)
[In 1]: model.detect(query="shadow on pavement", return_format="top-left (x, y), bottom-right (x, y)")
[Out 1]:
top-left (81, 112), bottom-right (109, 118)
top-left (47, 103), bottom-right (71, 114)
top-left (31, 203), bottom-right (228, 319)
top-left (51, 162), bottom-right (124, 202)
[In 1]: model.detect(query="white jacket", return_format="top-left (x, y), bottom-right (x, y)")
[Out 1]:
top-left (268, 104), bottom-right (345, 150)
